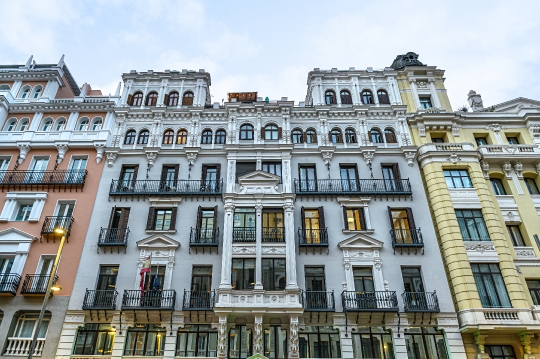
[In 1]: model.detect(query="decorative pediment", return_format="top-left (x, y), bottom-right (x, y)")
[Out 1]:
top-left (492, 97), bottom-right (540, 114)
top-left (338, 232), bottom-right (383, 250)
top-left (238, 170), bottom-right (281, 195)
top-left (136, 234), bottom-right (180, 250)
top-left (0, 227), bottom-right (37, 243)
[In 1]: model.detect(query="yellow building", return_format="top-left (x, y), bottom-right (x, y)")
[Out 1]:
top-left (391, 52), bottom-right (540, 359)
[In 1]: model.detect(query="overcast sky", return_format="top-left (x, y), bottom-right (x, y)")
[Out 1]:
top-left (1, 0), bottom-right (539, 109)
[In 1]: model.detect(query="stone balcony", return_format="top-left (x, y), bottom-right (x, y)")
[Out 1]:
top-left (416, 142), bottom-right (479, 167)
top-left (0, 129), bottom-right (109, 145)
top-left (478, 144), bottom-right (540, 161)
top-left (216, 290), bottom-right (301, 309)
top-left (458, 307), bottom-right (540, 331)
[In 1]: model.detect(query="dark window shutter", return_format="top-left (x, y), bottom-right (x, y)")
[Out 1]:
top-left (164, 94), bottom-right (169, 106)
top-left (342, 206), bottom-right (348, 230)
top-left (119, 208), bottom-right (130, 228)
top-left (174, 165), bottom-right (179, 182)
top-left (339, 132), bottom-right (343, 143)
top-left (360, 208), bottom-right (367, 230)
top-left (313, 132), bottom-right (318, 142)
top-left (133, 166), bottom-right (139, 183)
top-left (392, 164), bottom-right (401, 179)
top-left (215, 164), bottom-right (221, 180)
top-left (301, 207), bottom-right (305, 229)
top-left (261, 127), bottom-right (265, 139)
top-left (170, 207), bottom-right (178, 230)
top-left (368, 131), bottom-right (372, 141)
top-left (328, 131), bottom-right (332, 142)
top-left (278, 127), bottom-right (283, 139)
top-left (318, 207), bottom-right (326, 229)
top-left (127, 94), bottom-right (133, 106)
top-left (146, 207), bottom-right (156, 230)
top-left (160, 166), bottom-right (168, 182)
top-left (213, 205), bottom-right (218, 230)
top-left (387, 206), bottom-right (394, 229)
top-left (201, 165), bottom-right (208, 181)
top-left (406, 208), bottom-right (416, 230)
top-left (196, 206), bottom-right (202, 227)
top-left (303, 132), bottom-right (307, 143)
top-left (107, 206), bottom-right (117, 228)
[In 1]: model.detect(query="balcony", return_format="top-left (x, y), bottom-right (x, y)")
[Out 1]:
top-left (109, 179), bottom-right (223, 196)
top-left (301, 291), bottom-right (335, 311)
top-left (233, 227), bottom-right (256, 242)
top-left (402, 292), bottom-right (439, 312)
top-left (298, 228), bottom-right (328, 247)
top-left (0, 273), bottom-right (21, 295)
top-left (82, 289), bottom-right (118, 310)
top-left (5, 338), bottom-right (45, 356)
top-left (182, 290), bottom-right (215, 310)
top-left (294, 179), bottom-right (412, 195)
top-left (478, 144), bottom-right (540, 161)
top-left (98, 227), bottom-right (129, 248)
top-left (41, 216), bottom-right (74, 241)
top-left (390, 228), bottom-right (424, 254)
top-left (262, 227), bottom-right (285, 242)
top-left (190, 228), bottom-right (219, 246)
top-left (0, 170), bottom-right (88, 191)
top-left (341, 291), bottom-right (399, 312)
top-left (21, 274), bottom-right (57, 294)
top-left (121, 289), bottom-right (176, 310)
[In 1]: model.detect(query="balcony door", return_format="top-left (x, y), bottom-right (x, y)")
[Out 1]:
top-left (26, 157), bottom-right (48, 183)
top-left (53, 202), bottom-right (74, 232)
top-left (0, 157), bottom-right (9, 182)
top-left (262, 210), bottom-right (284, 242)
top-left (119, 166), bottom-right (138, 189)
top-left (353, 267), bottom-right (376, 309)
top-left (340, 166), bottom-right (358, 191)
top-left (190, 266), bottom-right (212, 308)
top-left (305, 267), bottom-right (327, 309)
top-left (401, 267), bottom-right (427, 310)
top-left (233, 208), bottom-right (256, 242)
top-left (66, 157), bottom-right (87, 183)
top-left (382, 164), bottom-right (400, 191)
top-left (301, 208), bottom-right (325, 244)
top-left (202, 165), bottom-right (220, 191)
top-left (161, 165), bottom-right (178, 190)
top-left (106, 207), bottom-right (130, 243)
top-left (388, 208), bottom-right (416, 244)
top-left (299, 166), bottom-right (317, 191)
top-left (33, 256), bottom-right (54, 293)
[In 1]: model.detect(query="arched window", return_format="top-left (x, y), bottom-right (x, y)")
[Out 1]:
top-left (215, 129), bottom-right (226, 144)
top-left (162, 129), bottom-right (174, 144)
top-left (325, 90), bottom-right (336, 105)
top-left (167, 91), bottom-right (179, 106)
top-left (77, 118), bottom-right (89, 131)
top-left (292, 129), bottom-right (303, 144)
top-left (330, 128), bottom-right (342, 144)
top-left (91, 118), bottom-right (103, 131)
top-left (177, 129), bottom-right (188, 145)
top-left (239, 124), bottom-right (254, 140)
top-left (4, 118), bottom-right (17, 131)
top-left (384, 128), bottom-right (397, 143)
top-left (20, 86), bottom-right (31, 99)
top-left (54, 118), bottom-right (66, 131)
top-left (201, 129), bottom-right (213, 144)
top-left (41, 118), bottom-right (53, 131)
top-left (182, 91), bottom-right (194, 106)
top-left (145, 92), bottom-right (158, 106)
top-left (138, 130), bottom-right (150, 144)
top-left (377, 90), bottom-right (390, 104)
top-left (264, 124), bottom-right (279, 140)
top-left (340, 90), bottom-right (352, 104)
top-left (124, 130), bottom-right (136, 144)
top-left (306, 128), bottom-right (317, 144)
top-left (131, 92), bottom-right (143, 106)
top-left (0, 84), bottom-right (10, 90)
top-left (345, 128), bottom-right (357, 143)
top-left (370, 128), bottom-right (383, 143)
top-left (32, 86), bottom-right (43, 99)
top-left (361, 90), bottom-right (374, 104)
top-left (17, 119), bottom-right (29, 131)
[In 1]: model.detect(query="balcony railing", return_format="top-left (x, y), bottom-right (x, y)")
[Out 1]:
top-left (41, 216), bottom-right (74, 236)
top-left (298, 228), bottom-right (328, 246)
top-left (341, 291), bottom-right (399, 312)
top-left (109, 179), bottom-right (223, 195)
top-left (0, 273), bottom-right (21, 295)
top-left (121, 289), bottom-right (176, 310)
top-left (262, 227), bottom-right (285, 242)
top-left (182, 290), bottom-right (215, 310)
top-left (21, 274), bottom-right (57, 294)
top-left (98, 227), bottom-right (129, 246)
top-left (390, 228), bottom-right (424, 248)
top-left (294, 179), bottom-right (412, 195)
top-left (402, 292), bottom-right (440, 312)
top-left (5, 338), bottom-right (45, 356)
top-left (233, 227), bottom-right (256, 242)
top-left (0, 170), bottom-right (87, 190)
top-left (190, 228), bottom-right (219, 246)
top-left (82, 289), bottom-right (118, 310)
top-left (301, 290), bottom-right (335, 311)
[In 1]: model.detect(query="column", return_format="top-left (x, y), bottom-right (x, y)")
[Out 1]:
top-left (226, 159), bottom-right (236, 193)
top-left (409, 79), bottom-right (421, 110)
top-left (0, 198), bottom-right (16, 221)
top-left (177, 80), bottom-right (184, 108)
top-left (216, 316), bottom-right (228, 359)
top-left (253, 316), bottom-right (263, 355)
top-left (0, 104), bottom-right (8, 130)
top-left (220, 203), bottom-right (235, 289)
top-left (111, 314), bottom-right (128, 359)
top-left (428, 79), bottom-right (442, 108)
top-left (10, 80), bottom-right (22, 98)
top-left (319, 83), bottom-right (325, 105)
top-left (282, 158), bottom-right (292, 193)
top-left (520, 333), bottom-right (536, 359)
top-left (474, 333), bottom-right (489, 359)
top-left (289, 316), bottom-right (299, 359)
top-left (195, 84), bottom-right (201, 106)
top-left (438, 324), bottom-right (467, 359)
top-left (352, 78), bottom-right (360, 105)
top-left (162, 321), bottom-right (181, 358)
top-left (388, 325), bottom-right (408, 359)
top-left (284, 201), bottom-right (298, 289)
top-left (334, 79), bottom-right (341, 106)
top-left (28, 112), bottom-right (43, 131)
top-left (199, 86), bottom-right (207, 106)
top-left (65, 112), bottom-right (79, 131)
top-left (335, 323), bottom-right (353, 359)
top-left (255, 204), bottom-right (263, 290)
top-left (157, 80), bottom-right (167, 106)
top-left (120, 81), bottom-right (131, 105)
top-left (371, 78), bottom-right (379, 105)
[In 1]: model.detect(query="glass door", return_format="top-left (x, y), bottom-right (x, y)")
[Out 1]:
top-left (305, 267), bottom-right (327, 309)
top-left (199, 210), bottom-right (215, 242)
top-left (26, 158), bottom-right (48, 183)
top-left (67, 158), bottom-right (87, 183)
top-left (299, 166), bottom-right (316, 191)
top-left (0, 158), bottom-right (9, 182)
top-left (340, 166), bottom-right (358, 192)
top-left (190, 267), bottom-right (212, 308)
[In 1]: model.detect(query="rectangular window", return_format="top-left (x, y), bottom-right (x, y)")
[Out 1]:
top-left (228, 325), bottom-right (251, 359)
top-left (194, 206), bottom-right (217, 243)
top-left (231, 258), bottom-right (255, 290)
top-left (124, 324), bottom-right (166, 356)
top-left (475, 137), bottom-right (488, 146)
top-left (401, 267), bottom-right (424, 293)
top-left (490, 178), bottom-right (507, 195)
top-left (0, 157), bottom-right (10, 182)
top-left (15, 204), bottom-right (33, 221)
top-left (262, 209), bottom-right (284, 242)
top-left (455, 210), bottom-right (490, 241)
top-left (389, 208), bottom-right (418, 244)
top-left (352, 327), bottom-right (393, 359)
top-left (73, 324), bottom-right (115, 356)
top-left (526, 279), bottom-right (540, 305)
top-left (485, 345), bottom-right (517, 359)
top-left (405, 327), bottom-right (448, 359)
top-left (353, 267), bottom-right (374, 292)
top-left (506, 137), bottom-right (519, 145)
top-left (262, 258), bottom-right (286, 290)
top-left (191, 266), bottom-right (212, 292)
top-left (119, 165), bottom-right (138, 188)
top-left (340, 166), bottom-right (358, 191)
top-left (0, 257), bottom-right (14, 275)
top-left (419, 96), bottom-right (432, 109)
top-left (233, 208), bottom-right (256, 242)
top-left (298, 165), bottom-right (317, 191)
top-left (301, 207), bottom-right (326, 244)
top-left (176, 325), bottom-right (217, 358)
top-left (507, 225), bottom-right (525, 246)
top-left (143, 265), bottom-right (165, 291)
top-left (66, 157), bottom-right (88, 183)
top-left (161, 165), bottom-right (178, 188)
top-left (13, 314), bottom-right (49, 339)
top-left (155, 209), bottom-right (173, 230)
top-left (25, 157), bottom-right (49, 183)
top-left (443, 169), bottom-right (473, 188)
top-left (432, 137), bottom-right (444, 143)
top-left (525, 178), bottom-right (540, 195)
top-left (298, 326), bottom-right (341, 358)
top-left (471, 263), bottom-right (512, 308)
top-left (262, 162), bottom-right (282, 179)
top-left (343, 208), bottom-right (365, 230)
top-left (201, 165), bottom-right (220, 191)
top-left (96, 266), bottom-right (119, 290)
top-left (305, 267), bottom-right (326, 291)
top-left (264, 326), bottom-right (287, 359)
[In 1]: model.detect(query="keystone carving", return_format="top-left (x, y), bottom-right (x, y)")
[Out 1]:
top-left (404, 151), bottom-right (416, 166)
top-left (447, 153), bottom-right (461, 164)
top-left (55, 143), bottom-right (69, 164)
top-left (362, 150), bottom-right (375, 165)
top-left (106, 151), bottom-right (118, 168)
top-left (514, 162), bottom-right (523, 179)
top-left (146, 151), bottom-right (158, 168)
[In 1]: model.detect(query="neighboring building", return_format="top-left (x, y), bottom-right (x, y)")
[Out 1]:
top-left (56, 63), bottom-right (465, 359)
top-left (0, 56), bottom-right (118, 357)
top-left (400, 54), bottom-right (540, 358)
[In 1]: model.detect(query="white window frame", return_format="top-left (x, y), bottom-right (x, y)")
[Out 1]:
top-left (12, 313), bottom-right (50, 339)
top-left (91, 117), bottom-right (103, 131)
top-left (67, 156), bottom-right (88, 171)
top-left (53, 200), bottom-right (76, 217)
top-left (76, 117), bottom-right (90, 131)
top-left (0, 228), bottom-right (36, 276)
top-left (4, 118), bottom-right (17, 131)
top-left (0, 192), bottom-right (47, 222)
top-left (36, 254), bottom-right (55, 275)
top-left (16, 118), bottom-right (29, 131)
top-left (40, 118), bottom-right (53, 131)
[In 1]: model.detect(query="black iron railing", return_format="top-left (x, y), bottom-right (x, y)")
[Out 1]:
top-left (82, 289), bottom-right (118, 310)
top-left (402, 292), bottom-right (440, 312)
top-left (294, 179), bottom-right (411, 195)
top-left (0, 170), bottom-right (87, 189)
top-left (109, 179), bottom-right (223, 195)
top-left (41, 216), bottom-right (74, 236)
top-left (298, 228), bottom-right (328, 246)
top-left (0, 274), bottom-right (21, 295)
top-left (182, 290), bottom-right (215, 310)
top-left (301, 290), bottom-right (335, 311)
top-left (21, 274), bottom-right (57, 294)
top-left (233, 227), bottom-right (256, 242)
top-left (341, 291), bottom-right (399, 311)
top-left (98, 227), bottom-right (129, 246)
top-left (121, 289), bottom-right (176, 310)
top-left (390, 228), bottom-right (424, 247)
top-left (262, 227), bottom-right (285, 242)
top-left (190, 228), bottom-right (219, 246)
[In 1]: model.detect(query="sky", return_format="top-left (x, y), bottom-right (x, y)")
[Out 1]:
top-left (1, 0), bottom-right (539, 109)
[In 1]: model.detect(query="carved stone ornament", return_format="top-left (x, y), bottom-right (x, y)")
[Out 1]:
top-left (217, 316), bottom-right (227, 359)
top-left (94, 143), bottom-right (106, 164)
top-left (321, 151), bottom-right (333, 165)
top-left (447, 153), bottom-right (461, 164)
top-left (289, 317), bottom-right (299, 359)
top-left (253, 317), bottom-right (263, 355)
top-left (186, 151), bottom-right (197, 166)
top-left (262, 247), bottom-right (286, 255)
top-left (106, 151), bottom-right (118, 168)
top-left (17, 143), bottom-right (31, 164)
top-left (362, 150), bottom-right (374, 165)
top-left (485, 123), bottom-right (504, 132)
top-left (481, 161), bottom-right (490, 179)
top-left (502, 161), bottom-right (512, 178)
top-left (55, 143), bottom-right (69, 164)
top-left (464, 243), bottom-right (495, 252)
top-left (514, 161), bottom-right (523, 179)
top-left (520, 333), bottom-right (536, 359)
top-left (404, 151), bottom-right (416, 167)
top-left (515, 248), bottom-right (536, 258)
top-left (146, 151), bottom-right (158, 168)
top-left (418, 126), bottom-right (426, 137)
top-left (474, 333), bottom-right (490, 359)
top-left (452, 126), bottom-right (460, 137)
top-left (232, 246), bottom-right (256, 254)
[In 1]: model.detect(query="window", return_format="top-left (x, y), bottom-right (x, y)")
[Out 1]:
top-left (168, 91), bottom-right (179, 106)
top-left (124, 130), bottom-right (136, 144)
top-left (191, 266), bottom-right (212, 292)
top-left (485, 345), bottom-right (517, 359)
top-left (138, 130), bottom-right (150, 145)
top-left (506, 136), bottom-right (519, 145)
top-left (202, 165), bottom-right (220, 190)
top-left (160, 165), bottom-right (178, 189)
top-left (306, 128), bottom-right (317, 144)
top-left (443, 169), bottom-right (473, 188)
top-left (490, 178), bottom-right (506, 195)
top-left (353, 267), bottom-right (374, 292)
top-left (264, 326), bottom-right (287, 359)
top-left (526, 279), bottom-right (540, 305)
top-left (330, 129), bottom-right (342, 143)
top-left (0, 157), bottom-right (9, 181)
top-left (377, 90), bottom-right (390, 104)
top-left (91, 118), bottom-right (103, 131)
top-left (352, 327), bottom-right (393, 359)
top-left (15, 204), bottom-right (33, 221)
top-left (177, 129), bottom-right (188, 145)
top-left (124, 324), bottom-right (166, 356)
top-left (298, 326), bottom-right (341, 358)
top-left (12, 313), bottom-right (49, 340)
top-left (73, 324), bottom-right (115, 356)
top-left (340, 90), bottom-right (352, 104)
top-left (236, 162), bottom-right (256, 182)
top-left (325, 90), bottom-right (336, 105)
top-left (382, 164), bottom-right (401, 191)
top-left (239, 124), bottom-right (254, 140)
top-left (233, 208), bottom-right (256, 242)
top-left (54, 119), bottom-right (66, 131)
top-left (401, 267), bottom-right (424, 293)
top-left (344, 208), bottom-right (365, 231)
top-left (152, 208), bottom-right (174, 231)
top-left (195, 207), bottom-right (217, 243)
top-left (432, 137), bottom-right (444, 143)
top-left (384, 128), bottom-right (397, 143)
top-left (419, 96), bottom-right (432, 109)
top-left (302, 208), bottom-right (325, 244)
top-left (475, 137), bottom-right (488, 146)
top-left (41, 119), bottom-right (53, 131)
top-left (77, 118), bottom-right (90, 131)
top-left (340, 165), bottom-right (358, 191)
top-left (20, 87), bottom-right (31, 99)
top-left (215, 129), bottom-right (226, 144)
top-left (0, 256), bottom-right (15, 289)
top-left (361, 90), bottom-right (374, 104)
top-left (201, 129), bottom-right (213, 144)
top-left (162, 129), bottom-right (174, 145)
top-left (471, 263), bottom-right (512, 308)
top-left (17, 119), bottom-right (29, 131)
top-left (369, 129), bottom-right (383, 143)
top-left (0, 84), bottom-right (10, 90)
top-left (145, 92), bottom-right (158, 106)
top-left (390, 209), bottom-right (418, 244)
top-left (298, 166), bottom-right (317, 191)
top-left (525, 178), bottom-right (540, 195)
top-left (405, 327), bottom-right (448, 359)
top-left (131, 92), bottom-right (143, 106)
top-left (176, 325), bottom-right (217, 358)
top-left (264, 124), bottom-right (279, 140)
top-left (507, 225), bottom-right (525, 246)
top-left (4, 119), bottom-right (17, 131)
top-left (455, 210), bottom-right (490, 241)
top-left (262, 209), bottom-right (284, 242)
top-left (231, 258), bottom-right (255, 290)
top-left (345, 128), bottom-right (356, 143)
top-left (228, 325), bottom-right (251, 359)
top-left (142, 265), bottom-right (165, 291)
top-left (305, 266), bottom-right (326, 293)
top-left (262, 258), bottom-right (285, 290)
top-left (32, 86), bottom-right (42, 98)
top-left (262, 162), bottom-right (282, 179)
top-left (292, 129), bottom-right (303, 143)
top-left (182, 91), bottom-right (194, 106)
top-left (119, 166), bottom-right (138, 188)
top-left (96, 265), bottom-right (119, 290)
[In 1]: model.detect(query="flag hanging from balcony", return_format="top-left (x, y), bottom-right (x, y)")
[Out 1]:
top-left (139, 255), bottom-right (151, 291)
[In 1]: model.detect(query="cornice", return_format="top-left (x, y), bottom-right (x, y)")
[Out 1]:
top-left (8, 102), bottom-right (116, 113)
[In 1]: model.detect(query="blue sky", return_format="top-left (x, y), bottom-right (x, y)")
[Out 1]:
top-left (1, 0), bottom-right (539, 108)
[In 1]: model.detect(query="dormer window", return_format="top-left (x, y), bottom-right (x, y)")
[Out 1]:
top-left (325, 90), bottom-right (336, 105)
top-left (131, 92), bottom-right (143, 106)
top-left (377, 90), bottom-right (390, 104)
top-left (419, 96), bottom-right (432, 109)
top-left (340, 90), bottom-right (352, 104)
top-left (182, 91), bottom-right (194, 106)
top-left (145, 92), bottom-right (158, 106)
top-left (361, 90), bottom-right (374, 104)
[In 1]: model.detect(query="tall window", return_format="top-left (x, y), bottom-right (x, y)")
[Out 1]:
top-left (525, 178), bottom-right (540, 195)
top-left (340, 90), bottom-right (352, 104)
top-left (124, 325), bottom-right (166, 356)
top-left (231, 258), bottom-right (255, 290)
top-left (370, 129), bottom-right (383, 143)
top-left (471, 263), bottom-right (512, 308)
top-left (264, 326), bottom-right (287, 359)
top-left (124, 130), bottom-right (136, 145)
top-left (41, 119), bottom-right (53, 131)
top-left (390, 209), bottom-right (417, 244)
top-left (195, 207), bottom-right (217, 242)
top-left (325, 90), bottom-right (336, 105)
top-left (145, 92), bottom-right (158, 106)
top-left (18, 119), bottom-right (29, 131)
top-left (352, 327), bottom-right (393, 359)
top-left (32, 86), bottom-right (42, 98)
top-left (419, 96), bottom-right (432, 109)
top-left (306, 129), bottom-right (317, 144)
top-left (353, 267), bottom-right (374, 292)
top-left (239, 124), bottom-right (254, 140)
top-left (490, 178), bottom-right (506, 195)
top-left (233, 208), bottom-right (256, 242)
top-left (485, 345), bottom-right (517, 359)
top-left (177, 129), bottom-right (188, 145)
top-left (91, 118), bottom-right (103, 131)
top-left (340, 165), bottom-right (358, 191)
top-left (401, 267), bottom-right (424, 293)
top-left (202, 165), bottom-right (219, 189)
top-left (262, 258), bottom-right (285, 290)
top-left (138, 130), bottom-right (149, 145)
top-left (298, 326), bottom-right (341, 358)
top-left (455, 210), bottom-right (490, 241)
top-left (443, 169), bottom-right (473, 188)
top-left (345, 128), bottom-right (356, 143)
top-left (191, 266), bottom-right (212, 292)
top-left (507, 225), bottom-right (525, 246)
top-left (182, 91), bottom-right (194, 106)
top-left (55, 119), bottom-right (66, 131)
top-left (344, 208), bottom-right (365, 231)
top-left (168, 91), bottom-right (179, 106)
top-left (73, 324), bottom-right (115, 356)
top-left (292, 129), bottom-right (303, 143)
top-left (264, 124), bottom-right (279, 140)
top-left (405, 327), bottom-right (448, 359)
top-left (361, 90), bottom-right (374, 104)
top-left (299, 166), bottom-right (317, 191)
top-left (201, 129), bottom-right (213, 144)
top-left (330, 129), bottom-right (342, 143)
top-left (176, 325), bottom-right (217, 358)
top-left (384, 128), bottom-right (397, 143)
top-left (527, 280), bottom-right (540, 305)
top-left (302, 208), bottom-right (324, 244)
top-left (4, 119), bottom-right (17, 131)
top-left (143, 265), bottom-right (165, 291)
top-left (162, 130), bottom-right (174, 145)
top-left (377, 90), bottom-right (390, 104)
top-left (215, 129), bottom-right (226, 144)
top-left (228, 326), bottom-right (251, 359)
top-left (262, 210), bottom-right (284, 242)
top-left (20, 87), bottom-right (30, 99)
top-left (96, 265), bottom-right (119, 291)
top-left (131, 92), bottom-right (143, 106)
top-left (119, 166), bottom-right (138, 187)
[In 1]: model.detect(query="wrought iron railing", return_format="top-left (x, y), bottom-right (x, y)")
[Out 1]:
top-left (41, 216), bottom-right (74, 236)
top-left (121, 289), bottom-right (176, 310)
top-left (98, 227), bottom-right (129, 246)
top-left (109, 179), bottom-right (223, 195)
top-left (294, 179), bottom-right (411, 194)
top-left (82, 289), bottom-right (118, 310)
top-left (301, 290), bottom-right (335, 311)
top-left (341, 291), bottom-right (399, 311)
top-left (190, 228), bottom-right (219, 245)
top-left (21, 274), bottom-right (57, 294)
top-left (390, 228), bottom-right (424, 247)
top-left (298, 228), bottom-right (328, 246)
top-left (402, 291), bottom-right (440, 312)
top-left (0, 170), bottom-right (87, 189)
top-left (262, 227), bottom-right (285, 242)
top-left (182, 290), bottom-right (215, 310)
top-left (0, 273), bottom-right (21, 294)
top-left (233, 227), bottom-right (256, 242)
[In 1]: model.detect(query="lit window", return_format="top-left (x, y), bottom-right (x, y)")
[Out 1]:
top-left (162, 130), bottom-right (174, 145)
top-left (177, 129), bottom-right (188, 145)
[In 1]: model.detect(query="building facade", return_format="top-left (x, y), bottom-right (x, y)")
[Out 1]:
top-left (56, 63), bottom-right (466, 359)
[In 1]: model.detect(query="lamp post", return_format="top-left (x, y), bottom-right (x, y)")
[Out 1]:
top-left (27, 227), bottom-right (67, 359)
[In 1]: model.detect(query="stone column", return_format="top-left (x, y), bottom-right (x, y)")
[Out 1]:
top-left (428, 78), bottom-right (442, 108)
top-left (409, 79), bottom-right (421, 110)
top-left (255, 204), bottom-right (263, 290)
top-left (334, 79), bottom-right (341, 106)
top-left (520, 333), bottom-right (536, 359)
top-left (371, 78), bottom-right (379, 105)
top-left (284, 201), bottom-right (298, 289)
top-left (10, 80), bottom-right (22, 98)
top-left (389, 325), bottom-right (408, 359)
top-left (177, 80), bottom-right (184, 108)
top-left (29, 112), bottom-right (43, 131)
top-left (216, 316), bottom-right (228, 359)
top-left (253, 316), bottom-right (263, 355)
top-left (474, 332), bottom-right (490, 359)
top-left (289, 316), bottom-right (299, 359)
top-left (0, 104), bottom-right (8, 130)
top-left (161, 321), bottom-right (182, 358)
top-left (220, 202), bottom-right (235, 289)
top-left (334, 322), bottom-right (353, 359)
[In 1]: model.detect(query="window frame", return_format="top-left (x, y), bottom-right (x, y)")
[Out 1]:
top-left (215, 129), bottom-right (226, 144)
top-left (344, 207), bottom-right (365, 231)
top-left (168, 91), bottom-right (179, 106)
top-left (262, 258), bottom-right (286, 290)
top-left (345, 128), bottom-right (356, 143)
top-left (506, 225), bottom-right (525, 246)
top-left (526, 279), bottom-right (540, 305)
top-left (330, 128), bottom-right (342, 144)
top-left (405, 327), bottom-right (448, 359)
top-left (340, 90), bottom-right (352, 104)
top-left (370, 129), bottom-right (383, 143)
top-left (145, 92), bottom-right (158, 106)
top-left (231, 258), bottom-right (255, 290)
top-left (361, 90), bottom-right (374, 104)
top-left (182, 91), bottom-right (194, 106)
top-left (137, 130), bottom-right (150, 145)
top-left (153, 208), bottom-right (174, 231)
top-left (352, 327), bottom-right (393, 359)
top-left (176, 325), bottom-right (217, 358)
top-left (525, 178), bottom-right (540, 195)
top-left (73, 324), bottom-right (115, 356)
top-left (131, 92), bottom-right (143, 106)
top-left (325, 90), bottom-right (336, 105)
top-left (485, 345), bottom-right (517, 359)
top-left (471, 263), bottom-right (512, 308)
top-left (443, 169), bottom-right (473, 188)
top-left (162, 129), bottom-right (174, 145)
top-left (124, 324), bottom-right (166, 356)
top-left (177, 129), bottom-right (188, 145)
top-left (455, 209), bottom-right (491, 241)
top-left (490, 178), bottom-right (507, 195)
top-left (201, 129), bottom-right (213, 144)
top-left (305, 129), bottom-right (317, 144)
top-left (298, 326), bottom-right (341, 358)
top-left (264, 124), bottom-right (279, 140)
top-left (239, 124), bottom-right (254, 140)
top-left (292, 129), bottom-right (303, 144)
top-left (377, 90), bottom-right (391, 104)
top-left (419, 96), bottom-right (432, 109)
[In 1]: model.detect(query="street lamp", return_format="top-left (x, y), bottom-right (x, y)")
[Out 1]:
top-left (28, 227), bottom-right (67, 359)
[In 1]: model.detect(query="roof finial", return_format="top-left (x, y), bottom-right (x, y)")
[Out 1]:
top-left (57, 54), bottom-right (65, 67)
top-left (25, 55), bottom-right (33, 69)
top-left (80, 82), bottom-right (88, 97)
top-left (115, 82), bottom-right (121, 96)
